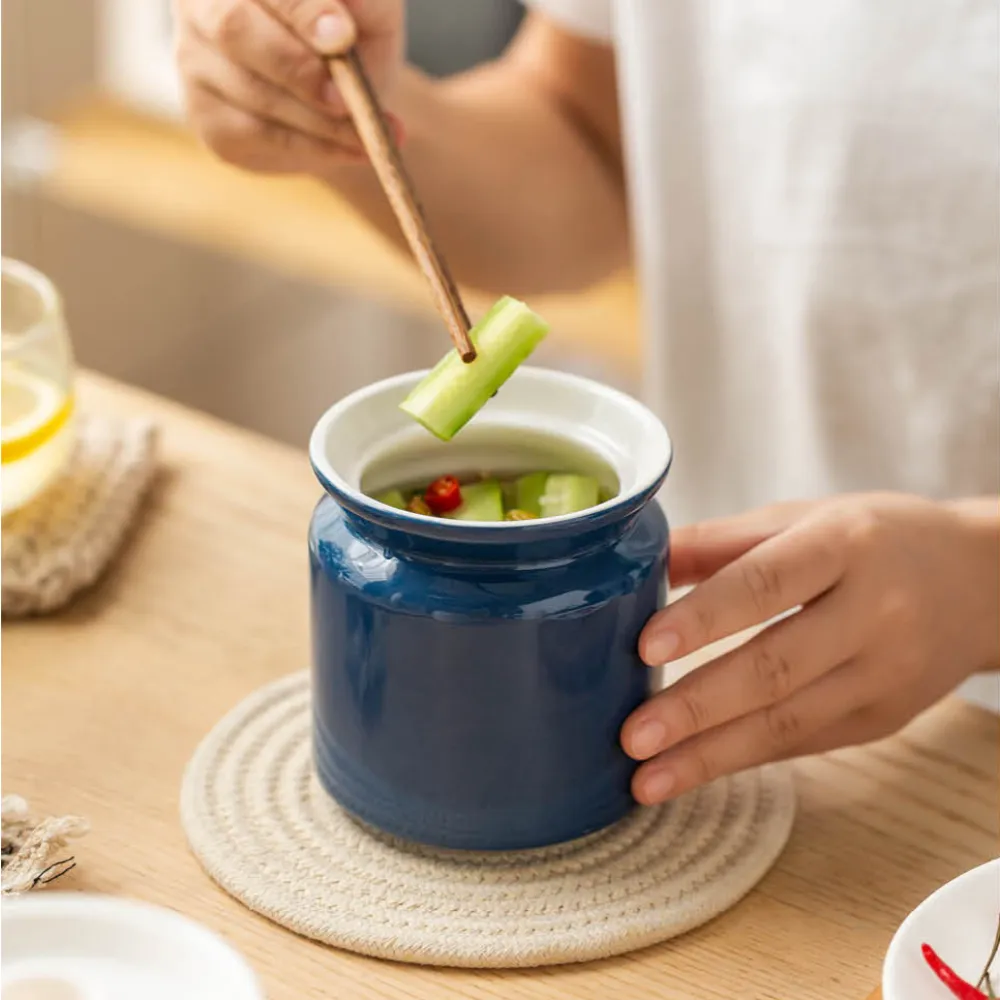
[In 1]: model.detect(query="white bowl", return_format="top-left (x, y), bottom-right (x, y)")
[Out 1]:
top-left (1, 893), bottom-right (263, 1000)
top-left (883, 858), bottom-right (999, 1000)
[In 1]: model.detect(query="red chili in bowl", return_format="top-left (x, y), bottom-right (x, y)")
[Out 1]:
top-left (424, 475), bottom-right (462, 513)
top-left (922, 944), bottom-right (989, 999)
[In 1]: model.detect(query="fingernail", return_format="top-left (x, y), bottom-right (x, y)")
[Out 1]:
top-left (645, 629), bottom-right (681, 664)
top-left (641, 768), bottom-right (677, 803)
top-left (314, 12), bottom-right (354, 51)
top-left (628, 718), bottom-right (666, 759)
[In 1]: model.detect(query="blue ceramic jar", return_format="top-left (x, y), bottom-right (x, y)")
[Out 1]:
top-left (308, 368), bottom-right (672, 851)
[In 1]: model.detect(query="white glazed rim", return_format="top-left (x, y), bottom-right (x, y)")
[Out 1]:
top-left (2, 892), bottom-right (264, 997)
top-left (309, 366), bottom-right (672, 528)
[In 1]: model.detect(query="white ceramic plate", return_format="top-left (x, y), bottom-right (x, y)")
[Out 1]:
top-left (1, 893), bottom-right (263, 1000)
top-left (883, 859), bottom-right (999, 1000)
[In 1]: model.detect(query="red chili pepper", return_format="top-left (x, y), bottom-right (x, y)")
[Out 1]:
top-left (923, 944), bottom-right (989, 1000)
top-left (424, 475), bottom-right (462, 514)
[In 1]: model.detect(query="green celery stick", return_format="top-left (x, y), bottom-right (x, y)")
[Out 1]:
top-left (445, 480), bottom-right (505, 522)
top-left (513, 472), bottom-right (549, 516)
top-left (399, 297), bottom-right (549, 441)
top-left (539, 474), bottom-right (600, 517)
top-left (373, 488), bottom-right (407, 510)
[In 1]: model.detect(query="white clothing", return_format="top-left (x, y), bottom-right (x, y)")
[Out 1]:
top-left (524, 0), bottom-right (999, 527)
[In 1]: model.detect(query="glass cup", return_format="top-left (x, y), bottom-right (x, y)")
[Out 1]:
top-left (1, 258), bottom-right (76, 515)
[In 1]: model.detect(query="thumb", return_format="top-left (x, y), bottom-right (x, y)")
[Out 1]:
top-left (312, 1), bottom-right (358, 56)
top-left (265, 0), bottom-right (358, 56)
top-left (668, 500), bottom-right (818, 587)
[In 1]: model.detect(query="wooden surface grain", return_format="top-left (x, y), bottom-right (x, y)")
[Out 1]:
top-left (3, 373), bottom-right (997, 1000)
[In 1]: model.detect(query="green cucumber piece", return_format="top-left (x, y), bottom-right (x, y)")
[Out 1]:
top-left (538, 474), bottom-right (600, 517)
top-left (513, 472), bottom-right (549, 516)
top-left (501, 478), bottom-right (518, 510)
top-left (373, 488), bottom-right (407, 510)
top-left (399, 296), bottom-right (549, 441)
top-left (445, 479), bottom-right (505, 522)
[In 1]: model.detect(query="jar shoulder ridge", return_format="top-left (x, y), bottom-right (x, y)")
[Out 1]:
top-left (309, 496), bottom-right (668, 619)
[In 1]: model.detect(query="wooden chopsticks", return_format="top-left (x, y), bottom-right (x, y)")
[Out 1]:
top-left (327, 50), bottom-right (477, 363)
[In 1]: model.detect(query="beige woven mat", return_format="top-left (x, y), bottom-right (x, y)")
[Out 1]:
top-left (181, 672), bottom-right (796, 968)
top-left (2, 414), bottom-right (158, 617)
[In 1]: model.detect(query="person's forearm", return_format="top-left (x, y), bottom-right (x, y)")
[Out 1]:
top-left (324, 61), bottom-right (629, 296)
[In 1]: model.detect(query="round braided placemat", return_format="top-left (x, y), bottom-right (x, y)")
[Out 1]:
top-left (181, 672), bottom-right (795, 968)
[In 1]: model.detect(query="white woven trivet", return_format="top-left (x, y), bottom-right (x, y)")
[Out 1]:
top-left (2, 414), bottom-right (158, 618)
top-left (181, 672), bottom-right (796, 968)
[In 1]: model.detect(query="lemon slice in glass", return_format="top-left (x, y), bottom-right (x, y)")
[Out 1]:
top-left (1, 367), bottom-right (74, 465)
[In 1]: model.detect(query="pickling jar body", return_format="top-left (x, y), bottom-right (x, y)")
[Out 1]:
top-left (308, 367), bottom-right (672, 851)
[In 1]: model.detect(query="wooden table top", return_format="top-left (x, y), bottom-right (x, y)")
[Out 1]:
top-left (3, 372), bottom-right (996, 999)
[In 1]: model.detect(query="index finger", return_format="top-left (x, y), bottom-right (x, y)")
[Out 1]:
top-left (189, 0), bottom-right (347, 109)
top-left (641, 515), bottom-right (847, 665)
top-left (668, 500), bottom-right (818, 587)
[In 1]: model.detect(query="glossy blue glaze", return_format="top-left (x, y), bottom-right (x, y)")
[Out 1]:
top-left (309, 477), bottom-right (669, 851)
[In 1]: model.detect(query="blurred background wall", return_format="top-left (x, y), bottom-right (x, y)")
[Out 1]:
top-left (2, 0), bottom-right (637, 449)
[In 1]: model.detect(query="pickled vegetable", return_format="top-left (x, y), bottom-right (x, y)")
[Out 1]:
top-left (445, 479), bottom-right (505, 522)
top-left (538, 474), bottom-right (600, 517)
top-left (513, 472), bottom-right (548, 516)
top-left (374, 488), bottom-right (407, 510)
top-left (505, 509), bottom-right (539, 521)
top-left (370, 470), bottom-right (612, 522)
top-left (399, 297), bottom-right (549, 441)
top-left (424, 475), bottom-right (463, 513)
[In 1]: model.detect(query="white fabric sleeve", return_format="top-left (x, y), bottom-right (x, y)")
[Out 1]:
top-left (519, 0), bottom-right (614, 41)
